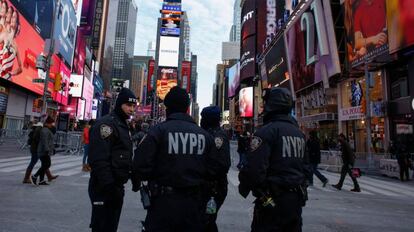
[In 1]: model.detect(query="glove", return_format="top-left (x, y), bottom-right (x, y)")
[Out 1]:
top-left (104, 184), bottom-right (124, 208)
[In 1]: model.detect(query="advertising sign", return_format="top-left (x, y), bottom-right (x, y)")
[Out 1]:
top-left (82, 74), bottom-right (94, 120)
top-left (54, 0), bottom-right (77, 68)
top-left (0, 86), bottom-right (8, 114)
top-left (77, 98), bottom-right (86, 120)
top-left (260, 35), bottom-right (290, 89)
top-left (69, 74), bottom-right (84, 97)
top-left (256, 0), bottom-right (285, 55)
top-left (72, 0), bottom-right (83, 25)
top-left (240, 35), bottom-right (256, 80)
top-left (344, 0), bottom-right (388, 67)
top-left (147, 60), bottom-right (155, 92)
top-left (386, 0), bottom-right (414, 53)
top-left (162, 4), bottom-right (181, 12)
top-left (91, 99), bottom-right (98, 119)
top-left (73, 28), bottom-right (86, 75)
top-left (161, 13), bottom-right (181, 36)
top-left (239, 87), bottom-right (254, 118)
top-left (181, 61), bottom-right (191, 92)
top-left (241, 0), bottom-right (256, 41)
top-left (93, 73), bottom-right (104, 95)
top-left (157, 67), bottom-right (178, 100)
top-left (222, 110), bottom-right (230, 125)
top-left (0, 1), bottom-right (48, 95)
top-left (158, 36), bottom-right (179, 67)
top-left (80, 0), bottom-right (96, 35)
top-left (228, 62), bottom-right (240, 98)
top-left (91, 0), bottom-right (103, 48)
top-left (285, 0), bottom-right (341, 92)
top-left (339, 106), bottom-right (364, 121)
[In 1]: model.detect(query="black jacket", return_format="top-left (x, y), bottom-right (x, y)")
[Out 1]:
top-left (132, 113), bottom-right (227, 188)
top-left (239, 114), bottom-right (311, 198)
top-left (237, 135), bottom-right (249, 153)
top-left (89, 111), bottom-right (133, 188)
top-left (340, 141), bottom-right (355, 165)
top-left (307, 138), bottom-right (321, 164)
top-left (206, 127), bottom-right (231, 180)
top-left (29, 126), bottom-right (42, 154)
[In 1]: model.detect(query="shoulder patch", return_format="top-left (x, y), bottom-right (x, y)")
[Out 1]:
top-left (100, 124), bottom-right (113, 139)
top-left (250, 136), bottom-right (262, 152)
top-left (214, 137), bottom-right (224, 149)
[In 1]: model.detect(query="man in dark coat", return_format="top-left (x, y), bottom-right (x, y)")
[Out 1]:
top-left (307, 131), bottom-right (328, 187)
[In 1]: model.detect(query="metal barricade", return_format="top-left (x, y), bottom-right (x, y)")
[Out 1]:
top-left (54, 131), bottom-right (83, 156)
top-left (0, 129), bottom-right (29, 149)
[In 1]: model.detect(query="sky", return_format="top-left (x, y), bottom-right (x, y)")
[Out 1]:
top-left (133, 0), bottom-right (234, 111)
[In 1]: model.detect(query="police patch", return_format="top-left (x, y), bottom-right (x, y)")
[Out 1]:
top-left (250, 136), bottom-right (262, 152)
top-left (100, 124), bottom-right (113, 139)
top-left (214, 137), bottom-right (224, 149)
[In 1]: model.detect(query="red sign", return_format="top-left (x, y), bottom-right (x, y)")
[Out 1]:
top-left (0, 0), bottom-right (46, 95)
top-left (181, 61), bottom-right (191, 92)
top-left (73, 28), bottom-right (86, 75)
top-left (147, 60), bottom-right (155, 92)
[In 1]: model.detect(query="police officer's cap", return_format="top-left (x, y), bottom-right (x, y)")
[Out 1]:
top-left (201, 106), bottom-right (221, 121)
top-left (164, 86), bottom-right (190, 113)
top-left (263, 87), bottom-right (293, 114)
top-left (116, 88), bottom-right (138, 108)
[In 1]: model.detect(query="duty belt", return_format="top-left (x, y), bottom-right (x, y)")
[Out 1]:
top-left (150, 183), bottom-right (201, 197)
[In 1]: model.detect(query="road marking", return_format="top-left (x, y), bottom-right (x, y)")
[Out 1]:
top-left (1, 157), bottom-right (81, 172)
top-left (0, 156), bottom-right (30, 163)
top-left (0, 155), bottom-right (75, 168)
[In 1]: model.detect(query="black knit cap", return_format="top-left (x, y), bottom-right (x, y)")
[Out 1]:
top-left (116, 88), bottom-right (138, 108)
top-left (263, 87), bottom-right (293, 114)
top-left (164, 86), bottom-right (189, 113)
top-left (200, 106), bottom-right (221, 129)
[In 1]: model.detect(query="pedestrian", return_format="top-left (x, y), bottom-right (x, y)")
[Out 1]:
top-left (88, 88), bottom-right (137, 232)
top-left (332, 134), bottom-right (361, 192)
top-left (82, 120), bottom-right (94, 172)
top-left (239, 87), bottom-right (311, 232)
top-left (200, 106), bottom-right (231, 232)
top-left (22, 121), bottom-right (42, 184)
top-left (132, 122), bottom-right (149, 146)
top-left (31, 116), bottom-right (56, 186)
top-left (307, 130), bottom-right (328, 187)
top-left (132, 87), bottom-right (227, 231)
top-left (395, 137), bottom-right (410, 181)
top-left (237, 130), bottom-right (250, 170)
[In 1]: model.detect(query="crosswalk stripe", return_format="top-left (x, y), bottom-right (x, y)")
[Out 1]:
top-left (357, 175), bottom-right (414, 194)
top-left (322, 172), bottom-right (400, 197)
top-left (0, 156), bottom-right (29, 163)
top-left (1, 158), bottom-right (81, 172)
top-left (0, 155), bottom-right (76, 169)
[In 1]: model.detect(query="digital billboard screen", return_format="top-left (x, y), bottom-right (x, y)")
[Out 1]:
top-left (157, 67), bottom-right (178, 100)
top-left (73, 28), bottom-right (86, 75)
top-left (241, 0), bottom-right (256, 41)
top-left (69, 74), bottom-right (84, 97)
top-left (161, 13), bottom-right (181, 36)
top-left (239, 87), bottom-right (253, 118)
top-left (228, 62), bottom-right (240, 98)
top-left (54, 0), bottom-right (77, 68)
top-left (158, 36), bottom-right (179, 67)
top-left (386, 0), bottom-right (414, 53)
top-left (240, 35), bottom-right (256, 80)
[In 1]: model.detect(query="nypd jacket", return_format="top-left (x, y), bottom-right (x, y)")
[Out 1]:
top-left (206, 127), bottom-right (231, 180)
top-left (89, 111), bottom-right (133, 188)
top-left (132, 113), bottom-right (227, 189)
top-left (238, 114), bottom-right (311, 198)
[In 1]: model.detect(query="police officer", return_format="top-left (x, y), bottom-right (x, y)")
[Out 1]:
top-left (132, 87), bottom-right (226, 231)
top-left (239, 87), bottom-right (311, 232)
top-left (200, 106), bottom-right (231, 232)
top-left (88, 88), bottom-right (137, 232)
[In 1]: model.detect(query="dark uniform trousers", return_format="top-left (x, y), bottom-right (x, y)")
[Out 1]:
top-left (203, 180), bottom-right (228, 232)
top-left (251, 192), bottom-right (302, 232)
top-left (89, 182), bottom-right (124, 232)
top-left (144, 192), bottom-right (204, 232)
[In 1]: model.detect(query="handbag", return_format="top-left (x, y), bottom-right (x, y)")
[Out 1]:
top-left (351, 167), bottom-right (361, 178)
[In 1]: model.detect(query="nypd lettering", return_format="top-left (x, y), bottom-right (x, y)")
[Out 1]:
top-left (282, 136), bottom-right (305, 158)
top-left (168, 132), bottom-right (205, 155)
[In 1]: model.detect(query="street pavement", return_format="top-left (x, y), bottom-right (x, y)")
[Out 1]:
top-left (0, 142), bottom-right (414, 231)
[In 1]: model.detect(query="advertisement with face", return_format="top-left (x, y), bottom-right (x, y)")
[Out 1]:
top-left (54, 0), bottom-right (77, 68)
top-left (240, 35), bottom-right (256, 81)
top-left (161, 13), bottom-right (181, 36)
top-left (285, 0), bottom-right (340, 92)
top-left (158, 36), bottom-right (179, 67)
top-left (239, 86), bottom-right (253, 118)
top-left (344, 0), bottom-right (388, 67)
top-left (386, 0), bottom-right (414, 53)
top-left (0, 1), bottom-right (47, 95)
top-left (260, 35), bottom-right (290, 89)
top-left (241, 0), bottom-right (256, 41)
top-left (69, 74), bottom-right (84, 97)
top-left (181, 61), bottom-right (191, 92)
top-left (73, 28), bottom-right (86, 75)
top-left (157, 67), bottom-right (177, 100)
top-left (228, 62), bottom-right (240, 98)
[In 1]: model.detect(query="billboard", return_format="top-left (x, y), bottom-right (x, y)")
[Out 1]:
top-left (91, 0), bottom-right (103, 48)
top-left (0, 1), bottom-right (50, 95)
top-left (54, 0), bottom-right (77, 68)
top-left (72, 0), bottom-right (83, 25)
top-left (158, 36), bottom-right (179, 67)
top-left (147, 60), bottom-right (155, 92)
top-left (181, 61), bottom-right (191, 92)
top-left (256, 0), bottom-right (285, 55)
top-left (161, 13), bottom-right (181, 36)
top-left (285, 0), bottom-right (340, 92)
top-left (386, 0), bottom-right (414, 53)
top-left (241, 0), bottom-right (256, 41)
top-left (73, 28), bottom-right (86, 75)
top-left (82, 74), bottom-right (94, 120)
top-left (80, 0), bottom-right (96, 35)
top-left (260, 35), bottom-right (290, 89)
top-left (69, 74), bottom-right (84, 97)
top-left (240, 35), bottom-right (256, 80)
top-left (157, 67), bottom-right (178, 100)
top-left (344, 0), bottom-right (388, 67)
top-left (228, 62), bottom-right (240, 98)
top-left (162, 4), bottom-right (181, 12)
top-left (239, 87), bottom-right (253, 118)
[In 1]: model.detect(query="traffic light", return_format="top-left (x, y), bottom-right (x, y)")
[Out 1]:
top-left (54, 73), bottom-right (62, 91)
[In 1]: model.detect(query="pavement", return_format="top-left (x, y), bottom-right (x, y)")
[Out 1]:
top-left (1, 141), bottom-right (414, 232)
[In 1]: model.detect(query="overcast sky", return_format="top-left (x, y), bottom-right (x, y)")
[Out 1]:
top-left (133, 0), bottom-right (234, 112)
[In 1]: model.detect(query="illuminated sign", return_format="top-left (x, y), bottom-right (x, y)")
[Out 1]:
top-left (158, 36), bottom-right (179, 67)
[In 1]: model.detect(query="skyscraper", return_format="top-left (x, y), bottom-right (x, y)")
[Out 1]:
top-left (101, 0), bottom-right (138, 90)
top-left (229, 0), bottom-right (241, 42)
top-left (182, 12), bottom-right (191, 61)
top-left (131, 56), bottom-right (153, 104)
top-left (147, 42), bottom-right (156, 58)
